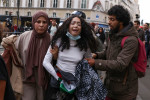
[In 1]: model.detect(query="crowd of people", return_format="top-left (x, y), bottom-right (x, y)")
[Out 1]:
top-left (0, 5), bottom-right (149, 100)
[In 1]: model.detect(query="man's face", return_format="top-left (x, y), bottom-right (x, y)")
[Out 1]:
top-left (143, 24), bottom-right (148, 30)
top-left (52, 20), bottom-right (56, 26)
top-left (134, 22), bottom-right (139, 29)
top-left (108, 15), bottom-right (121, 33)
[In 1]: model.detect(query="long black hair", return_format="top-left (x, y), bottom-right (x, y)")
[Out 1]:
top-left (51, 15), bottom-right (97, 52)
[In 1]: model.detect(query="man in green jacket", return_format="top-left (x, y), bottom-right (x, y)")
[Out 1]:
top-left (86, 5), bottom-right (138, 100)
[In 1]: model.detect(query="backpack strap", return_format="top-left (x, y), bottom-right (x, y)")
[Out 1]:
top-left (121, 36), bottom-right (129, 85)
top-left (121, 36), bottom-right (129, 48)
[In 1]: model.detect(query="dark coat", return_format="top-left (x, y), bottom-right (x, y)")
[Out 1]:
top-left (137, 29), bottom-right (145, 42)
top-left (94, 22), bottom-right (139, 100)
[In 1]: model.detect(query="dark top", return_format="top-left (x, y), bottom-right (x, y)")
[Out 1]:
top-left (144, 30), bottom-right (150, 45)
top-left (137, 29), bottom-right (145, 41)
top-left (0, 55), bottom-right (16, 100)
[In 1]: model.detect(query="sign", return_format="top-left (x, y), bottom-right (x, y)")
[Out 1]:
top-left (96, 14), bottom-right (99, 19)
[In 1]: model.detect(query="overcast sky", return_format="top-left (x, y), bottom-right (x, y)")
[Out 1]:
top-left (138, 0), bottom-right (150, 23)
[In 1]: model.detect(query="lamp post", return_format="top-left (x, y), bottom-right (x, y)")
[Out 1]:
top-left (17, 0), bottom-right (20, 31)
top-left (105, 0), bottom-right (109, 12)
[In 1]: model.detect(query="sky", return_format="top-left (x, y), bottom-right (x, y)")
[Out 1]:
top-left (138, 0), bottom-right (150, 23)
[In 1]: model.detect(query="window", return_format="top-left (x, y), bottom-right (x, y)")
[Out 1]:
top-left (40, 0), bottom-right (44, 7)
top-left (28, 0), bottom-right (32, 7)
top-left (81, 0), bottom-right (87, 8)
top-left (53, 0), bottom-right (58, 8)
top-left (6, 0), bottom-right (9, 7)
top-left (5, 11), bottom-right (9, 15)
top-left (66, 13), bottom-right (71, 18)
top-left (53, 12), bottom-right (56, 17)
top-left (67, 0), bottom-right (71, 8)
top-left (27, 12), bottom-right (31, 16)
top-left (110, 3), bottom-right (113, 9)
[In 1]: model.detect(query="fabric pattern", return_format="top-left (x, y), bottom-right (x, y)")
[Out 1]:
top-left (75, 60), bottom-right (107, 100)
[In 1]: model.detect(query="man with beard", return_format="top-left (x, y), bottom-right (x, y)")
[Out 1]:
top-left (86, 5), bottom-right (138, 100)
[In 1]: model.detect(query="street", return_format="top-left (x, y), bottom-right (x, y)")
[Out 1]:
top-left (0, 45), bottom-right (150, 100)
top-left (137, 60), bottom-right (150, 100)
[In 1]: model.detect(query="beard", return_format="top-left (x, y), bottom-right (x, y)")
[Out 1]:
top-left (110, 24), bottom-right (120, 34)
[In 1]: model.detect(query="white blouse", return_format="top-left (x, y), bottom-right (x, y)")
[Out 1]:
top-left (43, 39), bottom-right (91, 80)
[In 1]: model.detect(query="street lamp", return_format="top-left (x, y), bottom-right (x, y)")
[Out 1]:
top-left (17, 0), bottom-right (20, 31)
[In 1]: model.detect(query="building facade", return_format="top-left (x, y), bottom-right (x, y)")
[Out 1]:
top-left (0, 0), bottom-right (140, 28)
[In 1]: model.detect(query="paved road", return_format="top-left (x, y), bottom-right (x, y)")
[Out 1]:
top-left (137, 60), bottom-right (150, 100)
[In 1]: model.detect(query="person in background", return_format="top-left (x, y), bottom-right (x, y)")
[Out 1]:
top-left (15, 11), bottom-right (51, 100)
top-left (96, 27), bottom-right (105, 44)
top-left (86, 5), bottom-right (139, 100)
top-left (48, 19), bottom-right (58, 36)
top-left (94, 24), bottom-right (99, 33)
top-left (134, 20), bottom-right (145, 43)
top-left (14, 24), bottom-right (17, 33)
top-left (143, 23), bottom-right (150, 67)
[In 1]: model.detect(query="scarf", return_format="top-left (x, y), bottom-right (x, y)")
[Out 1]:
top-left (25, 11), bottom-right (50, 87)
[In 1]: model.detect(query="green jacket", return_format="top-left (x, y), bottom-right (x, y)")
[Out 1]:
top-left (95, 23), bottom-right (139, 100)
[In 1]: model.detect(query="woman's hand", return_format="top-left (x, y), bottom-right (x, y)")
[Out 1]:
top-left (50, 45), bottom-right (58, 60)
top-left (85, 58), bottom-right (95, 67)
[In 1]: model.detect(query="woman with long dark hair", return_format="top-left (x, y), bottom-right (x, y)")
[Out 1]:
top-left (43, 15), bottom-right (106, 100)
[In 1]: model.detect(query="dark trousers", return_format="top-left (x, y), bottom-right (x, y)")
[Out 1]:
top-left (145, 44), bottom-right (149, 59)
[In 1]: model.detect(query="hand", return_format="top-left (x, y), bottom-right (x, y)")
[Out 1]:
top-left (50, 45), bottom-right (58, 60)
top-left (85, 58), bottom-right (95, 67)
top-left (92, 53), bottom-right (97, 58)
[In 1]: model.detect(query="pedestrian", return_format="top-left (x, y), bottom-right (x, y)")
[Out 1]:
top-left (43, 15), bottom-right (107, 100)
top-left (134, 20), bottom-right (145, 43)
top-left (14, 24), bottom-right (17, 33)
top-left (96, 27), bottom-right (106, 44)
top-left (143, 23), bottom-right (150, 67)
top-left (86, 5), bottom-right (139, 100)
top-left (48, 19), bottom-right (58, 36)
top-left (15, 11), bottom-right (51, 100)
top-left (0, 55), bottom-right (16, 100)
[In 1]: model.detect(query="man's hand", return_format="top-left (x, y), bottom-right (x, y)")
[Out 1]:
top-left (85, 58), bottom-right (95, 67)
top-left (50, 45), bottom-right (58, 60)
top-left (92, 53), bottom-right (97, 58)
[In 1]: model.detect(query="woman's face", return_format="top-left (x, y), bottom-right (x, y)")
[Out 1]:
top-left (34, 16), bottom-right (48, 34)
top-left (68, 17), bottom-right (81, 36)
top-left (99, 28), bottom-right (103, 33)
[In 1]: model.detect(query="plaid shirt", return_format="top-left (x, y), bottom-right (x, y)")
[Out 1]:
top-left (75, 60), bottom-right (107, 100)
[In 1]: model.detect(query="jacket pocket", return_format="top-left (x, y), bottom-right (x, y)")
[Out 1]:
top-left (107, 78), bottom-right (129, 95)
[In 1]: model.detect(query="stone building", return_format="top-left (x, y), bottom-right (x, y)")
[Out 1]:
top-left (0, 0), bottom-right (140, 28)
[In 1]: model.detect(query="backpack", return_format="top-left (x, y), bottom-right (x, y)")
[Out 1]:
top-left (121, 36), bottom-right (147, 78)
